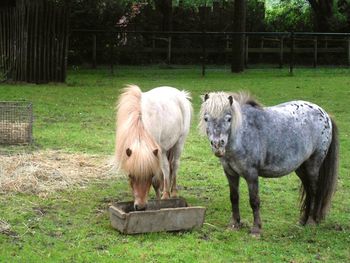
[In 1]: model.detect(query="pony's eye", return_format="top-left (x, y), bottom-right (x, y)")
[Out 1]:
top-left (204, 117), bottom-right (208, 122)
top-left (227, 117), bottom-right (232, 122)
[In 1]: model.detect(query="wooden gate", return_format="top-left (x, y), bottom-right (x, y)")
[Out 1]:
top-left (0, 0), bottom-right (69, 83)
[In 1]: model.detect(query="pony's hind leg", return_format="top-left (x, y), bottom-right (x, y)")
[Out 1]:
top-left (296, 156), bottom-right (322, 225)
top-left (168, 136), bottom-right (187, 198)
top-left (296, 166), bottom-right (313, 225)
top-left (160, 153), bottom-right (171, 199)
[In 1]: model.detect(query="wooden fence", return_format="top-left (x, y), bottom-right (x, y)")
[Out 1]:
top-left (0, 0), bottom-right (69, 83)
top-left (70, 30), bottom-right (350, 76)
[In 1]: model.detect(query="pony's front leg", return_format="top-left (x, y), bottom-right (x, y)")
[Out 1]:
top-left (226, 173), bottom-right (241, 230)
top-left (246, 175), bottom-right (262, 236)
top-left (160, 153), bottom-right (171, 199)
top-left (221, 160), bottom-right (241, 229)
top-left (152, 173), bottom-right (162, 199)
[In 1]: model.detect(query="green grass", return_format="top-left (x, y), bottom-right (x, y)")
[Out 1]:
top-left (1, 66), bottom-right (350, 262)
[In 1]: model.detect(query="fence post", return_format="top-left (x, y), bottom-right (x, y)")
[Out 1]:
top-left (313, 36), bottom-right (318, 68)
top-left (231, 33), bottom-right (234, 72)
top-left (259, 37), bottom-right (264, 62)
top-left (279, 35), bottom-right (283, 68)
top-left (110, 32), bottom-right (114, 74)
top-left (202, 31), bottom-right (206, 76)
top-left (151, 33), bottom-right (155, 63)
top-left (92, 34), bottom-right (96, 69)
top-left (167, 35), bottom-right (172, 65)
top-left (289, 32), bottom-right (295, 74)
top-left (347, 37), bottom-right (350, 67)
top-left (245, 35), bottom-right (249, 68)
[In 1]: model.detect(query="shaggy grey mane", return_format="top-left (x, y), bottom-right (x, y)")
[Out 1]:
top-left (199, 91), bottom-right (262, 135)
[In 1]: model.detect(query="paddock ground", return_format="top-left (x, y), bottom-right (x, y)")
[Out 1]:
top-left (0, 66), bottom-right (349, 262)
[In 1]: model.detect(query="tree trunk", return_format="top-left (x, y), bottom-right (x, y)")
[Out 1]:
top-left (231, 0), bottom-right (246, 73)
top-left (155, 0), bottom-right (172, 31)
top-left (307, 0), bottom-right (334, 32)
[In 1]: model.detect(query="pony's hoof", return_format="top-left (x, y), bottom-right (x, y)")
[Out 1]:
top-left (228, 224), bottom-right (241, 231)
top-left (249, 227), bottom-right (261, 237)
top-left (161, 192), bottom-right (170, 199)
top-left (227, 220), bottom-right (242, 231)
top-left (305, 217), bottom-right (317, 226)
top-left (170, 190), bottom-right (178, 198)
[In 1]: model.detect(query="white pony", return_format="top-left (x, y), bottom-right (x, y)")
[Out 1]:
top-left (115, 85), bottom-right (192, 210)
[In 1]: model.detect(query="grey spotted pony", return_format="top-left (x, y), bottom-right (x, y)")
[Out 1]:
top-left (199, 92), bottom-right (339, 235)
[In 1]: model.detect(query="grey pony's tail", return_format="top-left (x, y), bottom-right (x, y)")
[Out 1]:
top-left (313, 118), bottom-right (339, 222)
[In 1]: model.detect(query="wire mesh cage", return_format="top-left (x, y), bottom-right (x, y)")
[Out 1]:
top-left (0, 101), bottom-right (33, 145)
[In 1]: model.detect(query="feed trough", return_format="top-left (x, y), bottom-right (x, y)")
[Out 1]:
top-left (109, 198), bottom-right (206, 234)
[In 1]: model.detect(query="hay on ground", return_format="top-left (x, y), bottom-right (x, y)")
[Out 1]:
top-left (0, 150), bottom-right (119, 197)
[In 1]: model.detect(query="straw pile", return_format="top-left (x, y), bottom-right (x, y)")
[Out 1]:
top-left (0, 150), bottom-right (118, 197)
top-left (0, 121), bottom-right (30, 144)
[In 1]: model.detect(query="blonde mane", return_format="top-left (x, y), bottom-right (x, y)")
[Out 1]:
top-left (115, 85), bottom-right (161, 180)
top-left (199, 91), bottom-right (260, 135)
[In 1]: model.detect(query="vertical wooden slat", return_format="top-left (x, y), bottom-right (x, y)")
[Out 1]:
top-left (24, 3), bottom-right (30, 81)
top-left (58, 5), bottom-right (65, 81)
top-left (15, 7), bottom-right (20, 80)
top-left (37, 2), bottom-right (43, 83)
top-left (42, 0), bottom-right (48, 82)
top-left (33, 2), bottom-right (39, 83)
top-left (52, 3), bottom-right (58, 81)
top-left (47, 1), bottom-right (53, 82)
top-left (17, 4), bottom-right (22, 80)
top-left (1, 9), bottom-right (4, 77)
top-left (63, 3), bottom-right (69, 82)
top-left (27, 2), bottom-right (33, 82)
top-left (0, 10), bottom-right (3, 77)
top-left (4, 9), bottom-right (8, 74)
top-left (56, 5), bottom-right (61, 81)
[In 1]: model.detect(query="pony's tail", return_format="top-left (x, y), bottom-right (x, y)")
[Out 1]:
top-left (313, 118), bottom-right (339, 222)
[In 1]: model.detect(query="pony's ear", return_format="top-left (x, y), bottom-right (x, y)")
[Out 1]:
top-left (228, 95), bottom-right (233, 106)
top-left (126, 148), bottom-right (132, 157)
top-left (201, 94), bottom-right (209, 102)
top-left (153, 149), bottom-right (159, 157)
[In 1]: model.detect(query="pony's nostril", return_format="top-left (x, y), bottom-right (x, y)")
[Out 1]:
top-left (220, 140), bottom-right (225, 145)
top-left (210, 141), bottom-right (214, 146)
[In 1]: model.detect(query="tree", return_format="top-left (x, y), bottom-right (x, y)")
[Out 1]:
top-left (231, 0), bottom-right (246, 73)
top-left (307, 0), bottom-right (335, 31)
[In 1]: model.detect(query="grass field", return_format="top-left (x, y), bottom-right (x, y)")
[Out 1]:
top-left (0, 66), bottom-right (350, 262)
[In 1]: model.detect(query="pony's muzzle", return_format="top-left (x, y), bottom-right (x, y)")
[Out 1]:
top-left (134, 203), bottom-right (147, 211)
top-left (213, 149), bottom-right (225, 157)
top-left (211, 139), bottom-right (226, 157)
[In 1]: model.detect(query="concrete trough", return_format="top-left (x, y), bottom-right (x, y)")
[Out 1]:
top-left (109, 198), bottom-right (206, 234)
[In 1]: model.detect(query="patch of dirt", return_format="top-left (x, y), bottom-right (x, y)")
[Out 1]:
top-left (0, 150), bottom-right (120, 197)
top-left (0, 219), bottom-right (18, 237)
